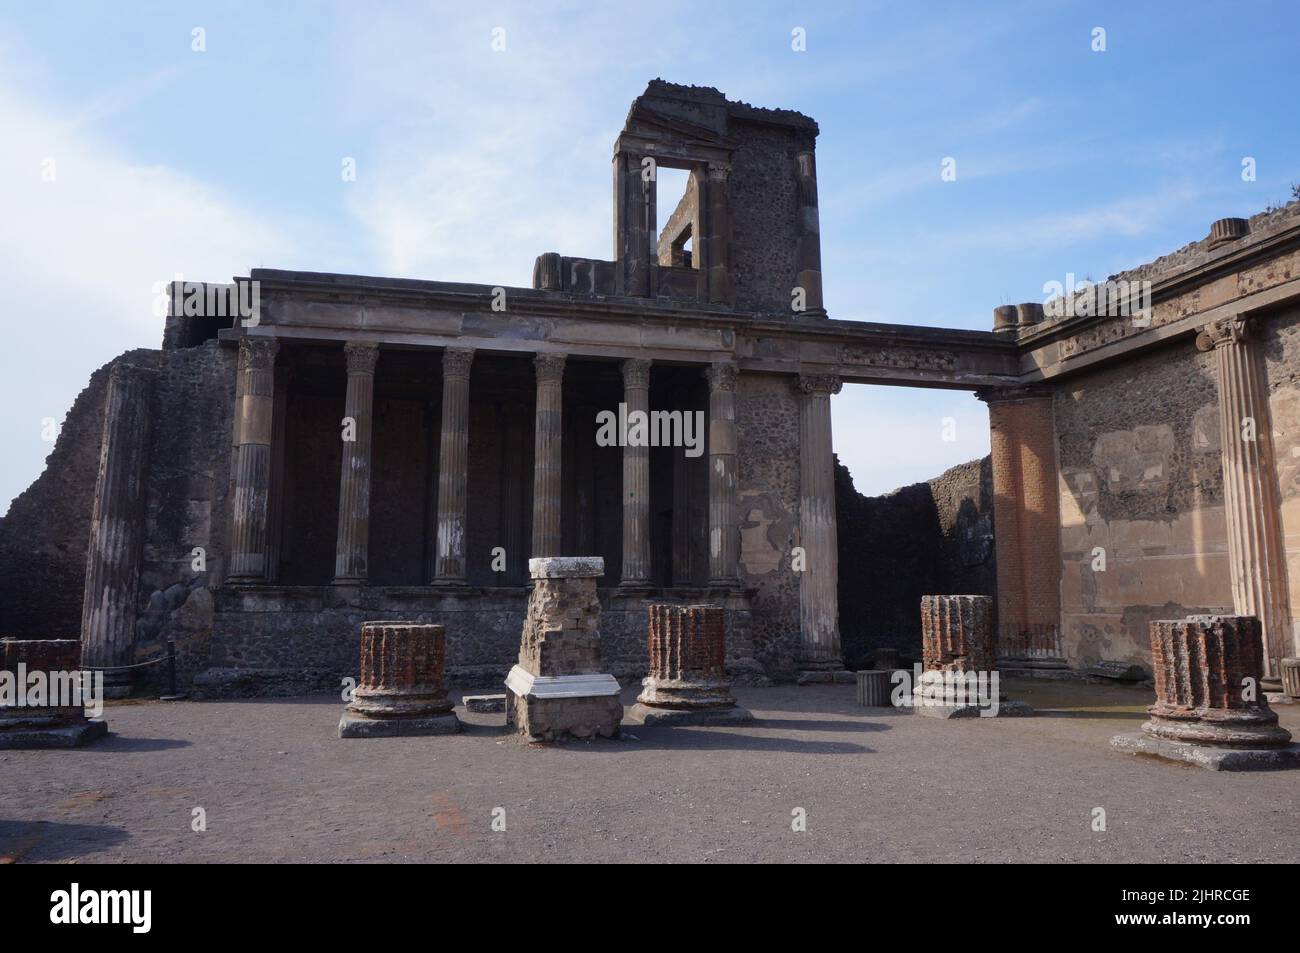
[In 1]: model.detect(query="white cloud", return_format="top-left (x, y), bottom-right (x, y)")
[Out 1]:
top-left (0, 77), bottom-right (294, 512)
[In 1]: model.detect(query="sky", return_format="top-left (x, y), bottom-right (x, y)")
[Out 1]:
top-left (2, 0), bottom-right (1297, 511)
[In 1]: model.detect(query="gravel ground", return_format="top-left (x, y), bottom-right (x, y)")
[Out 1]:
top-left (2, 679), bottom-right (1297, 864)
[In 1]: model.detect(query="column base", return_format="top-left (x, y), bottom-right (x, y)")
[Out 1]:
top-left (1111, 732), bottom-right (1300, 771)
top-left (0, 719), bottom-right (108, 749)
top-left (338, 710), bottom-right (461, 738)
top-left (796, 669), bottom-right (855, 685)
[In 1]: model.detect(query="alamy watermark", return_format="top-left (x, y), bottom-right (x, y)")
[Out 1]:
top-left (0, 665), bottom-right (103, 718)
top-left (595, 404), bottom-right (704, 458)
top-left (890, 664), bottom-right (1000, 715)
top-left (1043, 272), bottom-right (1152, 326)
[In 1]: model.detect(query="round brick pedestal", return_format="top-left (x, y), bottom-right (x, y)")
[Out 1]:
top-left (340, 622), bottom-right (459, 737)
top-left (629, 604), bottom-right (753, 726)
top-left (1142, 615), bottom-right (1291, 748)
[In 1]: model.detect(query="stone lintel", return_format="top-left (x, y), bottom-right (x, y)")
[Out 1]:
top-left (528, 556), bottom-right (605, 579)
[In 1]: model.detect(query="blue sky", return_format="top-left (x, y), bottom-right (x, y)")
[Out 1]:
top-left (2, 0), bottom-right (1297, 509)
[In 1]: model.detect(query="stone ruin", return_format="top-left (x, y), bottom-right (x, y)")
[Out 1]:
top-left (1112, 615), bottom-right (1299, 770)
top-left (912, 594), bottom-right (1032, 718)
top-left (338, 622), bottom-right (460, 737)
top-left (626, 603), bottom-right (753, 726)
top-left (505, 557), bottom-right (622, 742)
top-left (0, 639), bottom-right (107, 748)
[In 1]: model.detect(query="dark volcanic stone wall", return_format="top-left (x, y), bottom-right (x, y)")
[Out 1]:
top-left (835, 456), bottom-right (995, 667)
top-left (0, 348), bottom-right (158, 640)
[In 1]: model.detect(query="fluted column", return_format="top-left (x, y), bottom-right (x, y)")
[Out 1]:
top-left (1197, 315), bottom-right (1294, 682)
top-left (229, 337), bottom-right (279, 579)
top-left (796, 373), bottom-right (842, 670)
top-left (703, 163), bottom-right (733, 306)
top-left (333, 342), bottom-right (379, 584)
top-left (706, 362), bottom-right (739, 586)
top-left (432, 347), bottom-right (474, 584)
top-left (531, 353), bottom-right (566, 558)
top-left (80, 362), bottom-right (156, 694)
top-left (621, 358), bottom-right (652, 587)
top-left (501, 400), bottom-right (527, 585)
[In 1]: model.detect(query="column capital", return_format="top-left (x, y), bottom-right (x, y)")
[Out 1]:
top-left (344, 341), bottom-right (380, 375)
top-left (707, 162), bottom-right (731, 182)
top-left (534, 352), bottom-right (566, 384)
top-left (441, 346), bottom-right (475, 381)
top-left (706, 361), bottom-right (737, 393)
top-left (238, 336), bottom-right (279, 371)
top-left (796, 373), bottom-right (841, 397)
top-left (622, 357), bottom-right (652, 389)
top-left (1196, 314), bottom-right (1251, 351)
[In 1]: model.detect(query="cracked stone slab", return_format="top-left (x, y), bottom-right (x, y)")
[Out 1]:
top-left (1110, 731), bottom-right (1300, 771)
top-left (624, 703), bottom-right (755, 727)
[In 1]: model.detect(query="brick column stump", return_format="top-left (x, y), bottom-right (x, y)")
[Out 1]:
top-left (0, 640), bottom-right (108, 748)
top-left (1112, 615), bottom-right (1299, 770)
top-left (912, 595), bottom-right (1033, 719)
top-left (505, 557), bottom-right (622, 742)
top-left (627, 604), bottom-right (753, 726)
top-left (338, 622), bottom-right (461, 738)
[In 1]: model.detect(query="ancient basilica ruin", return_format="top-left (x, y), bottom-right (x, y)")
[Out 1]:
top-left (2, 80), bottom-right (1299, 705)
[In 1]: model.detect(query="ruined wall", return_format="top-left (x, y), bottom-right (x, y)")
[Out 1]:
top-left (1055, 340), bottom-right (1230, 669)
top-left (1263, 303), bottom-right (1300, 653)
top-left (132, 341), bottom-right (236, 684)
top-left (734, 372), bottom-right (801, 676)
top-left (729, 120), bottom-right (815, 315)
top-left (0, 348), bottom-right (158, 640)
top-left (835, 456), bottom-right (995, 667)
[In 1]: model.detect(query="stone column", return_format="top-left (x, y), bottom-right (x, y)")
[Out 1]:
top-left (707, 362), bottom-right (739, 586)
top-left (501, 399), bottom-right (527, 586)
top-left (794, 151), bottom-right (824, 315)
top-left (228, 337), bottom-right (278, 580)
top-left (265, 364), bottom-right (290, 583)
top-left (795, 373), bottom-right (844, 676)
top-left (333, 342), bottom-right (379, 584)
top-left (621, 358), bottom-right (653, 587)
top-left (920, 594), bottom-right (996, 674)
top-left (703, 163), bottom-right (733, 306)
top-left (1197, 316), bottom-right (1294, 683)
top-left (532, 353), bottom-right (566, 557)
top-left (339, 622), bottom-right (460, 737)
top-left (433, 347), bottom-right (474, 584)
top-left (614, 151), bottom-right (655, 297)
top-left (979, 387), bottom-right (1063, 664)
top-left (80, 362), bottom-right (156, 697)
top-left (629, 604), bottom-right (752, 726)
top-left (505, 556), bottom-right (622, 741)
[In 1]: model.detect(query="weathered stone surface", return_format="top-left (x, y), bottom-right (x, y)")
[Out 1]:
top-left (1140, 615), bottom-right (1290, 747)
top-left (0, 639), bottom-right (107, 747)
top-left (638, 604), bottom-right (736, 709)
top-left (920, 594), bottom-right (995, 674)
top-left (341, 622), bottom-right (459, 737)
top-left (855, 669), bottom-right (891, 707)
top-left (624, 702), bottom-right (753, 727)
top-left (1110, 731), bottom-right (1300, 771)
top-left (507, 557), bottom-right (621, 741)
top-left (463, 693), bottom-right (507, 713)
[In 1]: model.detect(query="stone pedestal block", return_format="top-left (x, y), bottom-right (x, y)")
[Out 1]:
top-left (339, 622), bottom-right (460, 737)
top-left (629, 603), bottom-right (752, 726)
top-left (920, 594), bottom-right (995, 674)
top-left (1142, 615), bottom-right (1290, 748)
top-left (506, 557), bottom-right (622, 741)
top-left (0, 639), bottom-right (108, 748)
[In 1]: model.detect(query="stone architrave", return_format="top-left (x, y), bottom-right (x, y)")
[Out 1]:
top-left (505, 557), bottom-right (622, 741)
top-left (1112, 615), bottom-right (1299, 770)
top-left (338, 622), bottom-right (460, 737)
top-left (0, 640), bottom-right (108, 748)
top-left (627, 604), bottom-right (753, 726)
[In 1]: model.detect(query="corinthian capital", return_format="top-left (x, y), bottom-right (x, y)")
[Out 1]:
top-left (706, 362), bottom-right (737, 393)
top-left (441, 346), bottom-right (474, 381)
top-left (238, 336), bottom-right (279, 371)
top-left (344, 341), bottom-right (380, 375)
top-left (622, 358), bottom-right (652, 390)
top-left (534, 352), bottom-right (566, 384)
top-left (1196, 314), bottom-right (1251, 352)
top-left (796, 373), bottom-right (842, 397)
